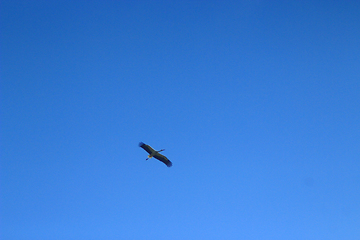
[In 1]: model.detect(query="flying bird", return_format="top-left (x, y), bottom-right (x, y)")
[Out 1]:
top-left (139, 142), bottom-right (172, 167)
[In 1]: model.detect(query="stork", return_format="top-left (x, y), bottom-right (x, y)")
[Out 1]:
top-left (139, 142), bottom-right (172, 167)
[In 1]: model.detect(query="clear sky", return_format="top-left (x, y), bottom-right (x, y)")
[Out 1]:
top-left (1, 1), bottom-right (360, 239)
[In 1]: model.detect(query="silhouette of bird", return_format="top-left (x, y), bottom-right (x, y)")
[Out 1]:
top-left (139, 142), bottom-right (172, 167)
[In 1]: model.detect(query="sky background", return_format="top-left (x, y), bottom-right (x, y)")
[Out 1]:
top-left (1, 0), bottom-right (360, 239)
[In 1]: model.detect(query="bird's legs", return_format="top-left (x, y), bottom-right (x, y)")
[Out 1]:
top-left (158, 149), bottom-right (165, 152)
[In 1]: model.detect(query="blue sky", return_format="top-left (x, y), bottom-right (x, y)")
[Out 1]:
top-left (1, 1), bottom-right (359, 239)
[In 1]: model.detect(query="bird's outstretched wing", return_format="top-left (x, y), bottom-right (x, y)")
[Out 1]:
top-left (139, 142), bottom-right (155, 154)
top-left (154, 153), bottom-right (172, 167)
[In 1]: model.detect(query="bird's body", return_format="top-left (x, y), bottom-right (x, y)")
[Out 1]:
top-left (139, 142), bottom-right (172, 167)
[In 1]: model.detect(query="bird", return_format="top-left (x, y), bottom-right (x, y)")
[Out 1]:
top-left (139, 142), bottom-right (172, 167)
